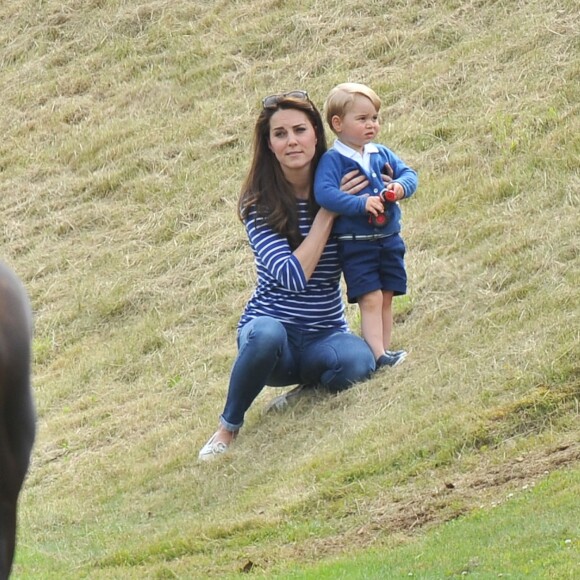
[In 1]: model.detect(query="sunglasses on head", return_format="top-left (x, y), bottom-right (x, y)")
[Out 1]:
top-left (262, 90), bottom-right (310, 109)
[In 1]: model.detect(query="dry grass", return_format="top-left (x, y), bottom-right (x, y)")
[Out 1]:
top-left (1, 0), bottom-right (578, 577)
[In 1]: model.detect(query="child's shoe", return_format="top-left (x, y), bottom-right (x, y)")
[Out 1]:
top-left (376, 350), bottom-right (408, 369)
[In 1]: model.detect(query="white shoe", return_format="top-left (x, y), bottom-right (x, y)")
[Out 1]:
top-left (264, 384), bottom-right (314, 414)
top-left (198, 431), bottom-right (231, 461)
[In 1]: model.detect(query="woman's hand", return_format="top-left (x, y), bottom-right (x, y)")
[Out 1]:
top-left (340, 163), bottom-right (394, 194)
top-left (340, 169), bottom-right (369, 195)
top-left (381, 162), bottom-right (394, 187)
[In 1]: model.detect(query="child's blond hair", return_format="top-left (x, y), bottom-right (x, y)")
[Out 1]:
top-left (324, 83), bottom-right (381, 134)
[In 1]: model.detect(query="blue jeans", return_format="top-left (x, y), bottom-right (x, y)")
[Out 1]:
top-left (220, 316), bottom-right (375, 430)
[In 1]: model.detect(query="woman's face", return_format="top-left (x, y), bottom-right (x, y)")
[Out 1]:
top-left (268, 108), bottom-right (317, 178)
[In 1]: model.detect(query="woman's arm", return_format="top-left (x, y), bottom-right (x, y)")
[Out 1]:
top-left (247, 169), bottom-right (371, 288)
top-left (294, 171), bottom-right (368, 280)
top-left (293, 207), bottom-right (335, 280)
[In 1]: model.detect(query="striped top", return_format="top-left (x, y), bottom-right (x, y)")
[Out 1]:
top-left (238, 201), bottom-right (348, 333)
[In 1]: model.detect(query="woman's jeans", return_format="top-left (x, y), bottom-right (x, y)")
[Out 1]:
top-left (220, 316), bottom-right (375, 431)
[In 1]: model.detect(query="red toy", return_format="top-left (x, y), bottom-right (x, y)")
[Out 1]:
top-left (382, 189), bottom-right (397, 202)
top-left (368, 189), bottom-right (397, 227)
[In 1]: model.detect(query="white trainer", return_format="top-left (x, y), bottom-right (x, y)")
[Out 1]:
top-left (264, 384), bottom-right (314, 414)
top-left (198, 432), bottom-right (231, 461)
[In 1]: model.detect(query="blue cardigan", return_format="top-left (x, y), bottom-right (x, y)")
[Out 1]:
top-left (314, 144), bottom-right (418, 237)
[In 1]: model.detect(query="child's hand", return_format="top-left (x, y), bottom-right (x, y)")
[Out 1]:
top-left (365, 195), bottom-right (385, 216)
top-left (385, 182), bottom-right (405, 201)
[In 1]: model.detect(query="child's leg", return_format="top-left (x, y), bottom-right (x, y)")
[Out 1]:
top-left (382, 290), bottom-right (394, 351)
top-left (375, 290), bottom-right (407, 369)
top-left (358, 289), bottom-right (384, 360)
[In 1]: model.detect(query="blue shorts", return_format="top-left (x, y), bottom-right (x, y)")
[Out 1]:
top-left (338, 233), bottom-right (407, 303)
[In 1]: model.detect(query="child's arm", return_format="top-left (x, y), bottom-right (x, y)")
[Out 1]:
top-left (314, 154), bottom-right (369, 216)
top-left (382, 149), bottom-right (418, 200)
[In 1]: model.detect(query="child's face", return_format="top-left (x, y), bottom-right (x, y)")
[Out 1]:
top-left (332, 94), bottom-right (379, 152)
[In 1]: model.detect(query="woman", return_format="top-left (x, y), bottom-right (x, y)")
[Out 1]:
top-left (199, 91), bottom-right (376, 460)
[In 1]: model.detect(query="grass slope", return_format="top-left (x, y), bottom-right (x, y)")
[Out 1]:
top-left (1, 0), bottom-right (578, 577)
top-left (273, 468), bottom-right (580, 579)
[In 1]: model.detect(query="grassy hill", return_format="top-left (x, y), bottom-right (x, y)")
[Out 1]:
top-left (2, 0), bottom-right (578, 577)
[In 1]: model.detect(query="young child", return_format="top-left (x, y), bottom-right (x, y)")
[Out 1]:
top-left (314, 82), bottom-right (418, 369)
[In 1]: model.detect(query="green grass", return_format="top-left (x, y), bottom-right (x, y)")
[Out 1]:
top-left (2, 0), bottom-right (579, 578)
top-left (273, 467), bottom-right (580, 579)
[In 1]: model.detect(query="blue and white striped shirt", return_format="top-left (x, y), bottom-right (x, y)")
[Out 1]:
top-left (238, 201), bottom-right (348, 332)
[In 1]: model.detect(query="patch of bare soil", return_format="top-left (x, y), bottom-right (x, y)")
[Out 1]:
top-left (296, 441), bottom-right (579, 560)
top-left (235, 441), bottom-right (579, 576)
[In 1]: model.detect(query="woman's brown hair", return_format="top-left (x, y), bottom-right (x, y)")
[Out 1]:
top-left (238, 95), bottom-right (327, 249)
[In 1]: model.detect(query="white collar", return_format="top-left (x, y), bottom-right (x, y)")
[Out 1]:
top-left (333, 140), bottom-right (379, 157)
top-left (333, 140), bottom-right (379, 171)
